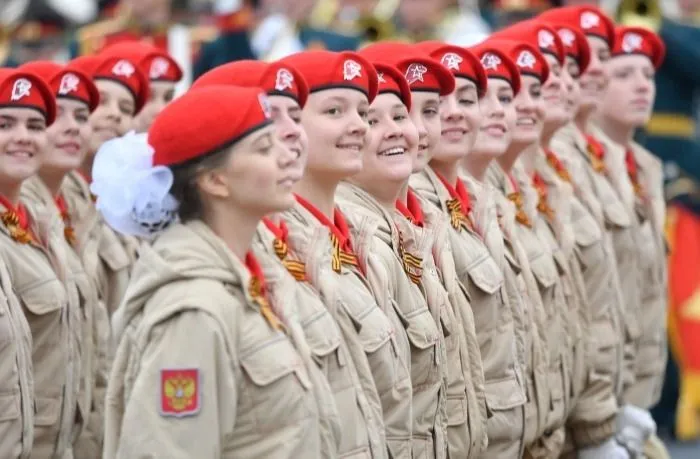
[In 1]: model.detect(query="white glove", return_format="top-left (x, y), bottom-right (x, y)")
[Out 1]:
top-left (616, 405), bottom-right (656, 456)
top-left (578, 438), bottom-right (630, 459)
top-left (214, 0), bottom-right (243, 14)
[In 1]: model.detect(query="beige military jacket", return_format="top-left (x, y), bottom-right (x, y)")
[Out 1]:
top-left (411, 167), bottom-right (526, 458)
top-left (0, 254), bottom-right (34, 459)
top-left (20, 176), bottom-right (110, 459)
top-left (337, 183), bottom-right (447, 459)
top-left (0, 196), bottom-right (81, 459)
top-left (252, 218), bottom-right (378, 458)
top-left (534, 151), bottom-right (620, 448)
top-left (593, 130), bottom-right (668, 409)
top-left (103, 221), bottom-right (335, 458)
top-left (410, 190), bottom-right (488, 458)
top-left (282, 198), bottom-right (409, 458)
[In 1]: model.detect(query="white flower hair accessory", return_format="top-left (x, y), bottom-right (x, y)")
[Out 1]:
top-left (90, 131), bottom-right (179, 237)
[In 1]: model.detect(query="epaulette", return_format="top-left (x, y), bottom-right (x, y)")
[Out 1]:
top-left (76, 16), bottom-right (129, 55)
top-left (188, 25), bottom-right (219, 44)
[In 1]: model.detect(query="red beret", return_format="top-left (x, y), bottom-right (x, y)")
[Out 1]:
top-left (414, 41), bottom-right (487, 97)
top-left (371, 62), bottom-right (411, 110)
top-left (280, 50), bottom-right (378, 103)
top-left (469, 42), bottom-right (522, 95)
top-left (71, 55), bottom-right (149, 115)
top-left (149, 86), bottom-right (272, 167)
top-left (485, 39), bottom-right (549, 84)
top-left (192, 60), bottom-right (309, 108)
top-left (20, 61), bottom-right (99, 112)
top-left (360, 42), bottom-right (455, 96)
top-left (101, 41), bottom-right (183, 83)
top-left (494, 21), bottom-right (565, 65)
top-left (539, 6), bottom-right (615, 47)
top-left (611, 26), bottom-right (665, 69)
top-left (0, 69), bottom-right (56, 125)
top-left (550, 25), bottom-right (591, 74)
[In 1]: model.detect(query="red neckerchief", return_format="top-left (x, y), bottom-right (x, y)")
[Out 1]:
top-left (585, 134), bottom-right (607, 174)
top-left (262, 217), bottom-right (306, 281)
top-left (625, 149), bottom-right (645, 198)
top-left (295, 194), bottom-right (359, 273)
top-left (55, 194), bottom-right (76, 246)
top-left (434, 171), bottom-right (473, 232)
top-left (545, 149), bottom-right (572, 183)
top-left (0, 195), bottom-right (34, 244)
top-left (532, 172), bottom-right (555, 222)
top-left (245, 251), bottom-right (284, 331)
top-left (506, 173), bottom-right (532, 228)
top-left (395, 188), bottom-right (425, 227)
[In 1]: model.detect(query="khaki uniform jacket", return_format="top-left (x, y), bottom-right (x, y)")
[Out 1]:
top-left (534, 152), bottom-right (619, 447)
top-left (593, 130), bottom-right (668, 409)
top-left (21, 176), bottom-right (110, 458)
top-left (486, 163), bottom-right (569, 456)
top-left (411, 167), bottom-right (526, 458)
top-left (0, 197), bottom-right (81, 459)
top-left (337, 183), bottom-right (448, 459)
top-left (414, 191), bottom-right (488, 458)
top-left (103, 221), bottom-right (334, 458)
top-left (0, 255), bottom-right (34, 459)
top-left (460, 174), bottom-right (550, 453)
top-left (252, 221), bottom-right (376, 458)
top-left (282, 200), bottom-right (409, 458)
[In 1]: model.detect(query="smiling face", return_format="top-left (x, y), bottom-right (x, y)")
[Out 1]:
top-left (542, 53), bottom-right (570, 128)
top-left (0, 107), bottom-right (48, 187)
top-left (268, 94), bottom-right (309, 188)
top-left (88, 79), bottom-right (135, 155)
top-left (511, 74), bottom-right (545, 146)
top-left (578, 35), bottom-right (610, 115)
top-left (600, 54), bottom-right (656, 128)
top-left (301, 88), bottom-right (369, 181)
top-left (472, 78), bottom-right (515, 157)
top-left (408, 91), bottom-right (441, 172)
top-left (45, 98), bottom-right (93, 175)
top-left (132, 80), bottom-right (176, 133)
top-left (431, 77), bottom-right (480, 165)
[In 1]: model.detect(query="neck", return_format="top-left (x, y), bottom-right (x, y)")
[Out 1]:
top-left (38, 169), bottom-right (67, 197)
top-left (575, 110), bottom-right (591, 134)
top-left (398, 181), bottom-right (410, 204)
top-left (600, 118), bottom-right (635, 148)
top-left (498, 142), bottom-right (526, 173)
top-left (463, 151), bottom-right (493, 181)
top-left (293, 172), bottom-right (338, 219)
top-left (0, 181), bottom-right (22, 207)
top-left (540, 122), bottom-right (561, 150)
top-left (80, 157), bottom-right (94, 183)
top-left (348, 178), bottom-right (402, 210)
top-left (518, 143), bottom-right (539, 176)
top-left (430, 158), bottom-right (461, 184)
top-left (204, 207), bottom-right (259, 260)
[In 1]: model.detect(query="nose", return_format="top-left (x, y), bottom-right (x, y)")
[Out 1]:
top-left (443, 96), bottom-right (465, 122)
top-left (348, 110), bottom-right (368, 138)
top-left (277, 115), bottom-right (301, 145)
top-left (483, 94), bottom-right (505, 119)
top-left (385, 117), bottom-right (404, 142)
top-left (516, 91), bottom-right (535, 114)
top-left (277, 140), bottom-right (297, 168)
top-left (585, 53), bottom-right (603, 77)
top-left (12, 124), bottom-right (33, 144)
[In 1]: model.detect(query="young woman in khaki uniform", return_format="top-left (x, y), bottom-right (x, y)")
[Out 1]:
top-left (278, 50), bottom-right (411, 459)
top-left (593, 26), bottom-right (670, 457)
top-left (0, 70), bottom-right (82, 459)
top-left (0, 67), bottom-right (36, 459)
top-left (360, 44), bottom-right (489, 459)
top-left (192, 59), bottom-right (385, 458)
top-left (98, 86), bottom-right (338, 458)
top-left (16, 61), bottom-right (107, 459)
top-left (400, 42), bottom-right (527, 458)
top-left (333, 60), bottom-right (448, 458)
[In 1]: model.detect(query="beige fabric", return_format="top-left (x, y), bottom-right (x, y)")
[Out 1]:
top-left (252, 222), bottom-right (378, 458)
top-left (103, 221), bottom-right (334, 458)
top-left (21, 176), bottom-right (110, 458)
top-left (0, 255), bottom-right (34, 459)
top-left (283, 200), bottom-right (411, 458)
top-left (337, 183), bottom-right (448, 459)
top-left (411, 167), bottom-right (526, 458)
top-left (0, 196), bottom-right (81, 459)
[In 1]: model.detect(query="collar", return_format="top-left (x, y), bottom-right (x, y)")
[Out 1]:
top-left (395, 188), bottom-right (425, 227)
top-left (55, 194), bottom-right (76, 245)
top-left (262, 217), bottom-right (289, 244)
top-left (294, 194), bottom-right (354, 253)
top-left (545, 149), bottom-right (572, 183)
top-left (245, 251), bottom-right (284, 331)
top-left (532, 172), bottom-right (555, 222)
top-left (585, 134), bottom-right (607, 174)
top-left (434, 171), bottom-right (472, 215)
top-left (625, 149), bottom-right (645, 197)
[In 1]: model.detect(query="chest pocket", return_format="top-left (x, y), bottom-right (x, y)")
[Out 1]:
top-left (239, 329), bottom-right (314, 429)
top-left (18, 278), bottom-right (66, 318)
top-left (573, 211), bottom-right (605, 269)
top-left (297, 291), bottom-right (343, 371)
top-left (457, 240), bottom-right (504, 336)
top-left (392, 301), bottom-right (439, 388)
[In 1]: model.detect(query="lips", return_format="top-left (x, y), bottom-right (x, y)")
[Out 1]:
top-left (378, 146), bottom-right (406, 157)
top-left (94, 126), bottom-right (119, 139)
top-left (6, 150), bottom-right (34, 160)
top-left (57, 141), bottom-right (81, 154)
top-left (442, 127), bottom-right (467, 142)
top-left (336, 143), bottom-right (363, 152)
top-left (481, 123), bottom-right (506, 137)
top-left (516, 117), bottom-right (536, 127)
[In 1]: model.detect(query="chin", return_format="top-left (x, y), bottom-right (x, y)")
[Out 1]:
top-left (476, 140), bottom-right (507, 157)
top-left (512, 132), bottom-right (539, 145)
top-left (270, 194), bottom-right (296, 213)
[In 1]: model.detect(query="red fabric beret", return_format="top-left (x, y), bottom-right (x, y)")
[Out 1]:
top-left (611, 26), bottom-right (666, 69)
top-left (149, 86), bottom-right (272, 167)
top-left (469, 42), bottom-right (522, 95)
top-left (550, 24), bottom-right (591, 74)
top-left (370, 62), bottom-right (412, 110)
top-left (539, 6), bottom-right (615, 47)
top-left (20, 61), bottom-right (99, 112)
top-left (494, 21), bottom-right (565, 65)
top-left (280, 50), bottom-right (378, 102)
top-left (71, 54), bottom-right (149, 115)
top-left (192, 60), bottom-right (309, 108)
top-left (414, 41), bottom-right (487, 97)
top-left (101, 41), bottom-right (183, 83)
top-left (360, 42), bottom-right (455, 96)
top-left (0, 69), bottom-right (57, 125)
top-left (485, 39), bottom-right (549, 84)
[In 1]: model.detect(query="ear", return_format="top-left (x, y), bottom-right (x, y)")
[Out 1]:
top-left (195, 167), bottom-right (230, 200)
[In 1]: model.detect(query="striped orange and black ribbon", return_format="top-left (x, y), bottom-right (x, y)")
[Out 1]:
top-left (506, 174), bottom-right (532, 228)
top-left (625, 150), bottom-right (645, 198)
top-left (397, 231), bottom-right (423, 285)
top-left (445, 198), bottom-right (473, 232)
top-left (264, 218), bottom-right (307, 281)
top-left (55, 195), bottom-right (76, 246)
top-left (330, 233), bottom-right (359, 273)
top-left (545, 150), bottom-right (571, 183)
top-left (246, 252), bottom-right (284, 332)
top-left (585, 135), bottom-right (607, 175)
top-left (532, 173), bottom-right (555, 222)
